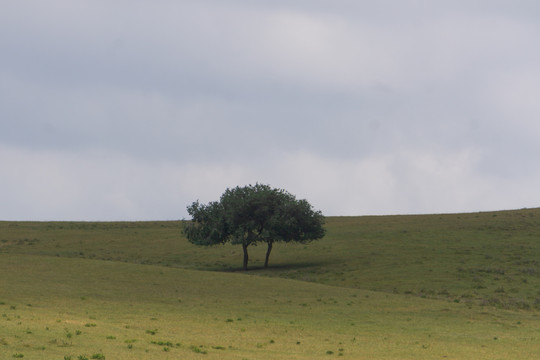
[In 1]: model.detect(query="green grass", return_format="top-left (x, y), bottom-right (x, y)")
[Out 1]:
top-left (1, 208), bottom-right (540, 358)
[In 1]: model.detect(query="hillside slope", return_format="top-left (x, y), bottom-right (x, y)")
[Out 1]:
top-left (2, 208), bottom-right (540, 309)
top-left (1, 254), bottom-right (539, 359)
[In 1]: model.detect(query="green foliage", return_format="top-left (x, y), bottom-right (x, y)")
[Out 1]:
top-left (189, 345), bottom-right (207, 354)
top-left (150, 340), bottom-right (174, 347)
top-left (183, 184), bottom-right (325, 269)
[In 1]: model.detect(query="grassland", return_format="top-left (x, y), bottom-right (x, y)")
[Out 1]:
top-left (1, 208), bottom-right (540, 359)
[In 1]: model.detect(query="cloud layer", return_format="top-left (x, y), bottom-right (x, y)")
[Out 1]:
top-left (1, 1), bottom-right (540, 220)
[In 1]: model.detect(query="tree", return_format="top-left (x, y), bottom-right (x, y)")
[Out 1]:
top-left (183, 184), bottom-right (326, 270)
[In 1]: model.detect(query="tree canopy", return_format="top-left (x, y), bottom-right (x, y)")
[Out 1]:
top-left (183, 184), bottom-right (326, 270)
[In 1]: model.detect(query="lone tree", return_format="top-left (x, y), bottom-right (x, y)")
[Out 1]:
top-left (183, 184), bottom-right (326, 270)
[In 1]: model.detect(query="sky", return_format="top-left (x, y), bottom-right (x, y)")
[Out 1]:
top-left (2, 1), bottom-right (540, 221)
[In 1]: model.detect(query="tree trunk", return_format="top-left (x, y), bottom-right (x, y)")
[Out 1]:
top-left (242, 243), bottom-right (249, 270)
top-left (264, 241), bottom-right (273, 268)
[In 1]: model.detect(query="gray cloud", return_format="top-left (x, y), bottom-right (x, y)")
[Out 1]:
top-left (1, 1), bottom-right (540, 220)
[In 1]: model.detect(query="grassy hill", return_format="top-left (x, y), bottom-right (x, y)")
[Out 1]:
top-left (1, 208), bottom-right (540, 359)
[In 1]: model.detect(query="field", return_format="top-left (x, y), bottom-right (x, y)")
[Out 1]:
top-left (1, 208), bottom-right (540, 359)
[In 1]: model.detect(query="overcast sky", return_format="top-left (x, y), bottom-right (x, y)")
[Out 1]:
top-left (2, 1), bottom-right (540, 220)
